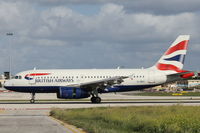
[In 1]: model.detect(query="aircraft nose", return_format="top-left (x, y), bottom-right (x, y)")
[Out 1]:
top-left (4, 80), bottom-right (14, 91)
top-left (4, 80), bottom-right (11, 87)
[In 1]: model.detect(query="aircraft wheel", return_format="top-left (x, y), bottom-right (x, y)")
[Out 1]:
top-left (95, 97), bottom-right (101, 103)
top-left (30, 99), bottom-right (35, 103)
top-left (91, 97), bottom-right (95, 103)
top-left (91, 97), bottom-right (101, 103)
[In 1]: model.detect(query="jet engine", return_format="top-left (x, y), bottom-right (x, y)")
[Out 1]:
top-left (57, 87), bottom-right (90, 99)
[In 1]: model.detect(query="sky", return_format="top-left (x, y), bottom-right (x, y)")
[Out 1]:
top-left (0, 0), bottom-right (200, 74)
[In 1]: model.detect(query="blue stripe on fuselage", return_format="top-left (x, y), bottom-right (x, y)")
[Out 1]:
top-left (4, 86), bottom-right (59, 93)
top-left (4, 85), bottom-right (158, 93)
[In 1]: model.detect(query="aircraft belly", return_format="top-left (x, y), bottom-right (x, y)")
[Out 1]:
top-left (5, 85), bottom-right (59, 93)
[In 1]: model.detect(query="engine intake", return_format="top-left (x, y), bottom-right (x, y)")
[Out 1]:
top-left (57, 87), bottom-right (90, 99)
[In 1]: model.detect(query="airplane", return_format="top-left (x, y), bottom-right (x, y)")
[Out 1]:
top-left (4, 35), bottom-right (196, 103)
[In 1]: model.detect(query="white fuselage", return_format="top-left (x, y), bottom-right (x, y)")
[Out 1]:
top-left (4, 68), bottom-right (171, 93)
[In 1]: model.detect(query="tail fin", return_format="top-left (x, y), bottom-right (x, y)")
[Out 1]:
top-left (152, 35), bottom-right (190, 73)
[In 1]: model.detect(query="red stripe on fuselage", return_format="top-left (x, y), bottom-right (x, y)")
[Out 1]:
top-left (26, 73), bottom-right (50, 76)
top-left (165, 40), bottom-right (188, 55)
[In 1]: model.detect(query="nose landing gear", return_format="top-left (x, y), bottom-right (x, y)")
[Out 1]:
top-left (30, 92), bottom-right (35, 103)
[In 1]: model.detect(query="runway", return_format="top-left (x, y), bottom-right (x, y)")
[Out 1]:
top-left (1, 92), bottom-right (200, 133)
top-left (1, 100), bottom-right (200, 110)
top-left (0, 92), bottom-right (200, 110)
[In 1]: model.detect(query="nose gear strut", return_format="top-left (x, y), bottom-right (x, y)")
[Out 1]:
top-left (30, 92), bottom-right (35, 103)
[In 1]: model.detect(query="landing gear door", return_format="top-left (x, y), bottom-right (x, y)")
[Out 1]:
top-left (148, 71), bottom-right (155, 83)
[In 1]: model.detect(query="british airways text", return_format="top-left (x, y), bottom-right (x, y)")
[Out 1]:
top-left (35, 78), bottom-right (74, 83)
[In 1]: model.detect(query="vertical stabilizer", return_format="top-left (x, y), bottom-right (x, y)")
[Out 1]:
top-left (152, 35), bottom-right (190, 73)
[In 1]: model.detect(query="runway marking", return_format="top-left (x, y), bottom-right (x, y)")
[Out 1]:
top-left (50, 116), bottom-right (87, 133)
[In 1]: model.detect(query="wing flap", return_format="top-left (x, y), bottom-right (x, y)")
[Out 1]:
top-left (66, 76), bottom-right (128, 91)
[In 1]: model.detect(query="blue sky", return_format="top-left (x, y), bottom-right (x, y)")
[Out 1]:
top-left (0, 0), bottom-right (200, 74)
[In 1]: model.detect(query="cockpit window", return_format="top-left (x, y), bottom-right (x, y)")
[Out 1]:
top-left (14, 75), bottom-right (22, 79)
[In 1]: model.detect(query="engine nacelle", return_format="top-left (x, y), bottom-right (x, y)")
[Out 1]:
top-left (57, 87), bottom-right (90, 99)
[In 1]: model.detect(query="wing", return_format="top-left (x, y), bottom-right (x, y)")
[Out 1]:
top-left (67, 76), bottom-right (128, 92)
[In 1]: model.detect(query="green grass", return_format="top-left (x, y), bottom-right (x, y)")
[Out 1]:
top-left (134, 92), bottom-right (200, 96)
top-left (50, 106), bottom-right (200, 133)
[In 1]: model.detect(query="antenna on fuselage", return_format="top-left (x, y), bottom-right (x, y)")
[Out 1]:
top-left (117, 66), bottom-right (125, 69)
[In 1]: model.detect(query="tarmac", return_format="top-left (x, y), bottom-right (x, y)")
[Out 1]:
top-left (1, 91), bottom-right (200, 133)
top-left (0, 110), bottom-right (78, 133)
top-left (0, 92), bottom-right (200, 110)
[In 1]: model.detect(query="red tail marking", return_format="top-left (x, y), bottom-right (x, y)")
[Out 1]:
top-left (156, 63), bottom-right (185, 72)
top-left (165, 40), bottom-right (188, 55)
top-left (157, 63), bottom-right (194, 78)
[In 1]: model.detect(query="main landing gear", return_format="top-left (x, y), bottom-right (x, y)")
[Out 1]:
top-left (30, 92), bottom-right (35, 103)
top-left (90, 89), bottom-right (101, 103)
top-left (91, 96), bottom-right (101, 103)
